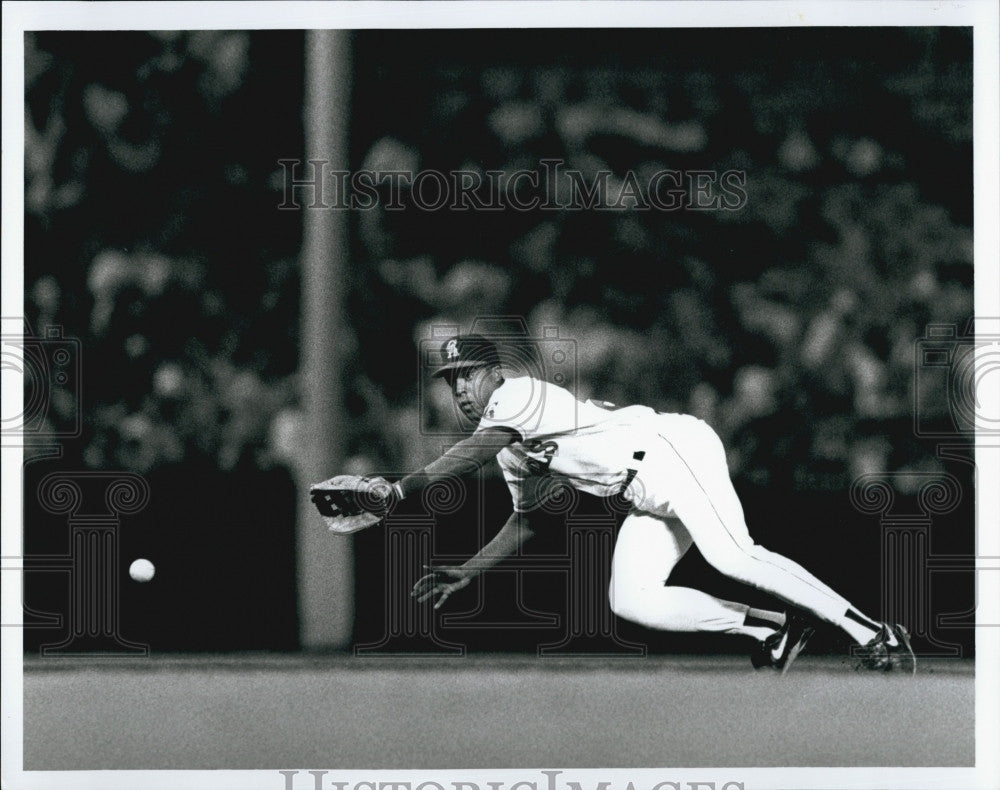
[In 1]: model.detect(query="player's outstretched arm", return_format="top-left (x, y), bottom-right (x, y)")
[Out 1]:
top-left (309, 429), bottom-right (518, 533)
top-left (411, 510), bottom-right (536, 609)
top-left (396, 426), bottom-right (518, 499)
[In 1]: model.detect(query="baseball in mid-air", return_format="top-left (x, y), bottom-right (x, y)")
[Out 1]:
top-left (129, 558), bottom-right (156, 582)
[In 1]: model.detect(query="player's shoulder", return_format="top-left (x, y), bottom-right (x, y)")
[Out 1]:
top-left (487, 375), bottom-right (560, 412)
top-left (480, 375), bottom-right (583, 441)
top-left (492, 374), bottom-right (546, 397)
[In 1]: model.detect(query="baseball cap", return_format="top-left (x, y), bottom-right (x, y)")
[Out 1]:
top-left (430, 334), bottom-right (501, 378)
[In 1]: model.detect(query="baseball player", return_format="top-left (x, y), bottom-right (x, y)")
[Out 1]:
top-left (313, 334), bottom-right (915, 673)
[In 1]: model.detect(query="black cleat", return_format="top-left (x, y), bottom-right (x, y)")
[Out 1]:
top-left (751, 613), bottom-right (815, 674)
top-left (855, 623), bottom-right (917, 675)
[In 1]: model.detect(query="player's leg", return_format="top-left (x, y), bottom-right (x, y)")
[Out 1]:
top-left (608, 511), bottom-right (783, 642)
top-left (639, 418), bottom-right (883, 647)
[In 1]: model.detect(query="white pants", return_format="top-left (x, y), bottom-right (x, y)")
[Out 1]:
top-left (609, 415), bottom-right (854, 631)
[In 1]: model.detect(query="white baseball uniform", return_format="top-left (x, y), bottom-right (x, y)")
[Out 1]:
top-left (477, 375), bottom-right (862, 635)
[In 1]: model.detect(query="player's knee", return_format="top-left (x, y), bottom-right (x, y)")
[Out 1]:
top-left (608, 580), bottom-right (689, 630)
top-left (608, 577), bottom-right (648, 621)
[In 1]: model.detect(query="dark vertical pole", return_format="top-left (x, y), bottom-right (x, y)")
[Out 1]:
top-left (296, 30), bottom-right (354, 649)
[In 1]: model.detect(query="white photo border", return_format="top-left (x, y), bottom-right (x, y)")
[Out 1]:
top-left (3, 2), bottom-right (998, 790)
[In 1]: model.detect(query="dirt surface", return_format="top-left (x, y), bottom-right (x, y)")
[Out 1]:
top-left (22, 653), bottom-right (974, 769)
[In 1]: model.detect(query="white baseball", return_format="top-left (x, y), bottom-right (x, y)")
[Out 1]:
top-left (129, 558), bottom-right (155, 582)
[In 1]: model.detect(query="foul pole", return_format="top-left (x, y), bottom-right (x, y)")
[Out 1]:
top-left (296, 30), bottom-right (354, 649)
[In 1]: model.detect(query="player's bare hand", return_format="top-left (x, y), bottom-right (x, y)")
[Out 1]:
top-left (411, 564), bottom-right (474, 609)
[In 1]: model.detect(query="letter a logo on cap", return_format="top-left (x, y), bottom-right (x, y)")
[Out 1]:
top-left (446, 339), bottom-right (460, 360)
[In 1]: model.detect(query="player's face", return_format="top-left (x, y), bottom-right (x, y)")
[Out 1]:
top-left (450, 365), bottom-right (500, 422)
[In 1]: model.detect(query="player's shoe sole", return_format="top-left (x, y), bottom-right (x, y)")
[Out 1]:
top-left (750, 613), bottom-right (815, 674)
top-left (855, 623), bottom-right (917, 674)
top-left (888, 624), bottom-right (916, 675)
top-left (780, 619), bottom-right (816, 676)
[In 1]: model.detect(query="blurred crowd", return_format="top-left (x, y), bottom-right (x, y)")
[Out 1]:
top-left (24, 28), bottom-right (973, 494)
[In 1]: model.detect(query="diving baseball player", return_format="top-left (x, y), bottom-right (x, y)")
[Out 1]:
top-left (312, 334), bottom-right (915, 673)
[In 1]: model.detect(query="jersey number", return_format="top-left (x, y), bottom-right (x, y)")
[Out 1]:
top-left (525, 440), bottom-right (559, 475)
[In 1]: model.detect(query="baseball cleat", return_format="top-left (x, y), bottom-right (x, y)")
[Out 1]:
top-left (854, 623), bottom-right (917, 674)
top-left (751, 613), bottom-right (815, 674)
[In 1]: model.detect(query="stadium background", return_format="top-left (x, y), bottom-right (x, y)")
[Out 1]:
top-left (22, 27), bottom-right (974, 658)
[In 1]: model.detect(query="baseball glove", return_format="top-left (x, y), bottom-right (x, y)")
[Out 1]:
top-left (309, 474), bottom-right (398, 534)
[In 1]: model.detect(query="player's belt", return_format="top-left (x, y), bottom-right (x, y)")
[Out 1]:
top-left (618, 450), bottom-right (646, 495)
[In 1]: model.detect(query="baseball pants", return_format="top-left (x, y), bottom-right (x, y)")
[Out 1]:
top-left (610, 414), bottom-right (856, 632)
